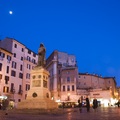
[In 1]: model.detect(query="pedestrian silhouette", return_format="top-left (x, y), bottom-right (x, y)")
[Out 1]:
top-left (78, 97), bottom-right (82, 113)
top-left (93, 98), bottom-right (98, 112)
top-left (86, 97), bottom-right (90, 112)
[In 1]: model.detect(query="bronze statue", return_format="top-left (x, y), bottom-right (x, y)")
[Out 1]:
top-left (37, 43), bottom-right (46, 67)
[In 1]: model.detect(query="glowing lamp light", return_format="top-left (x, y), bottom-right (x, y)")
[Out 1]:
top-left (103, 99), bottom-right (109, 107)
top-left (51, 97), bottom-right (53, 100)
top-left (67, 93), bottom-right (70, 96)
top-left (0, 95), bottom-right (7, 99)
top-left (56, 99), bottom-right (60, 102)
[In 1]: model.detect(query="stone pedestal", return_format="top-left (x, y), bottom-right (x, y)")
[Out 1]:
top-left (17, 66), bottom-right (58, 109)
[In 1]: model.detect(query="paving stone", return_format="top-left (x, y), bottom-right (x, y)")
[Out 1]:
top-left (0, 107), bottom-right (120, 120)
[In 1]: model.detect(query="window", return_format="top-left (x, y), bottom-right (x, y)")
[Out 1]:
top-left (26, 73), bottom-right (28, 79)
top-left (5, 76), bottom-right (9, 84)
top-left (67, 77), bottom-right (70, 82)
top-left (21, 57), bottom-right (23, 61)
top-left (6, 66), bottom-right (9, 73)
top-left (26, 73), bottom-right (30, 79)
top-left (28, 85), bottom-right (30, 90)
top-left (0, 74), bottom-right (2, 79)
top-left (28, 50), bottom-right (31, 54)
top-left (26, 84), bottom-right (30, 91)
top-left (12, 61), bottom-right (17, 68)
top-left (27, 64), bottom-right (29, 69)
top-left (18, 85), bottom-right (22, 94)
top-left (7, 55), bottom-right (11, 62)
top-left (72, 85), bottom-right (74, 91)
top-left (0, 52), bottom-right (5, 58)
top-left (20, 65), bottom-right (23, 71)
top-left (14, 44), bottom-right (17, 48)
top-left (32, 59), bottom-right (36, 64)
top-left (27, 56), bottom-right (31, 62)
top-left (67, 85), bottom-right (70, 91)
top-left (21, 48), bottom-right (24, 52)
top-left (33, 53), bottom-right (36, 57)
top-left (3, 86), bottom-right (9, 93)
top-left (19, 73), bottom-right (23, 79)
top-left (13, 53), bottom-right (16, 57)
top-left (29, 74), bottom-right (31, 79)
top-left (27, 64), bottom-right (31, 69)
top-left (63, 86), bottom-right (65, 91)
top-left (10, 83), bottom-right (14, 93)
top-left (0, 63), bottom-right (2, 71)
top-left (11, 70), bottom-right (16, 77)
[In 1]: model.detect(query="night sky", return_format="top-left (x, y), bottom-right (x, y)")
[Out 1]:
top-left (0, 0), bottom-right (120, 86)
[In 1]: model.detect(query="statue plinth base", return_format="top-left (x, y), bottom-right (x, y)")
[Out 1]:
top-left (17, 66), bottom-right (58, 109)
top-left (17, 98), bottom-right (57, 109)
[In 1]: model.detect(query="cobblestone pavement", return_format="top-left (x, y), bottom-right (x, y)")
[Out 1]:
top-left (0, 107), bottom-right (120, 120)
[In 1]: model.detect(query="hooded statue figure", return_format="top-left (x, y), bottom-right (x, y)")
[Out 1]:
top-left (37, 43), bottom-right (46, 67)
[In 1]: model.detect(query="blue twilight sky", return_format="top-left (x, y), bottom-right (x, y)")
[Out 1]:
top-left (0, 0), bottom-right (120, 86)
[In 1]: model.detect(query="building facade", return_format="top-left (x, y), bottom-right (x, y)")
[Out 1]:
top-left (60, 67), bottom-right (78, 103)
top-left (46, 50), bottom-right (78, 102)
top-left (77, 73), bottom-right (118, 106)
top-left (0, 37), bottom-right (119, 108)
top-left (0, 47), bottom-right (12, 104)
top-left (0, 37), bottom-right (38, 107)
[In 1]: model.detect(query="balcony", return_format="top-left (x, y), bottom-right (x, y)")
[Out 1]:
top-left (10, 89), bottom-right (15, 94)
top-left (18, 90), bottom-right (23, 95)
top-left (24, 57), bottom-right (37, 64)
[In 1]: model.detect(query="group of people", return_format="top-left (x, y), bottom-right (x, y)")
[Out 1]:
top-left (78, 97), bottom-right (98, 112)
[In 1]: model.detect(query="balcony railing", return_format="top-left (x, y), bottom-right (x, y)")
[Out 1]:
top-left (18, 90), bottom-right (23, 95)
top-left (24, 57), bottom-right (37, 64)
top-left (10, 89), bottom-right (15, 94)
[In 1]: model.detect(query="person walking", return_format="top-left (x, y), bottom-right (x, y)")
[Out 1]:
top-left (0, 102), bottom-right (2, 110)
top-left (78, 97), bottom-right (82, 113)
top-left (86, 97), bottom-right (90, 112)
top-left (93, 98), bottom-right (98, 112)
top-left (117, 99), bottom-right (120, 108)
top-left (62, 102), bottom-right (65, 109)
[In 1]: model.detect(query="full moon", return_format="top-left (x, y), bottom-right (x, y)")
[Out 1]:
top-left (9, 11), bottom-right (13, 15)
